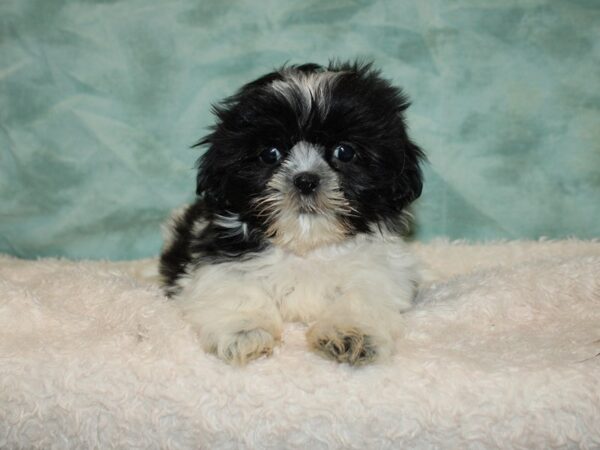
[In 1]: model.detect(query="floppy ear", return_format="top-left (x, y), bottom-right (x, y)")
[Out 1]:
top-left (392, 140), bottom-right (424, 208)
top-left (195, 144), bottom-right (228, 208)
top-left (193, 67), bottom-right (291, 207)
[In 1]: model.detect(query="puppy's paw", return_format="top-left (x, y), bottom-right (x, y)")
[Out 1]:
top-left (307, 324), bottom-right (381, 366)
top-left (211, 328), bottom-right (278, 366)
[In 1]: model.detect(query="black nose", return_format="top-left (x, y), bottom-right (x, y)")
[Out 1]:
top-left (293, 172), bottom-right (320, 195)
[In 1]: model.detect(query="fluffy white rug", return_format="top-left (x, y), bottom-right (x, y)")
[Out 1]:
top-left (1, 240), bottom-right (599, 449)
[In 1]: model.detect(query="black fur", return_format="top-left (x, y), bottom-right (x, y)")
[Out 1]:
top-left (159, 61), bottom-right (425, 295)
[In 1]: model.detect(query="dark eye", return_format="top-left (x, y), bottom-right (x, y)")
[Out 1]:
top-left (332, 144), bottom-right (355, 162)
top-left (259, 147), bottom-right (282, 165)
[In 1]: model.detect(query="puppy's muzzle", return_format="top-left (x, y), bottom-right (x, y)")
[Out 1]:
top-left (293, 172), bottom-right (320, 195)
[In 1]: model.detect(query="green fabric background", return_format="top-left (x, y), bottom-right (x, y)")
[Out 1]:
top-left (1, 0), bottom-right (599, 260)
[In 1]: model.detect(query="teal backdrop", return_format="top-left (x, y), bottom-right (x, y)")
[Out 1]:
top-left (1, 0), bottom-right (599, 260)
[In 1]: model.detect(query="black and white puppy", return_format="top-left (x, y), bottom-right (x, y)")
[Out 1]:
top-left (160, 61), bottom-right (424, 366)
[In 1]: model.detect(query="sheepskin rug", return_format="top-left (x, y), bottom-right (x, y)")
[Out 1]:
top-left (1, 240), bottom-right (599, 449)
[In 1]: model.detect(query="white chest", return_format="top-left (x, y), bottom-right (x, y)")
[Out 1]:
top-left (180, 234), bottom-right (417, 324)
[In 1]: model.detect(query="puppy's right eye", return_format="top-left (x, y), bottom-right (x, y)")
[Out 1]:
top-left (259, 147), bottom-right (282, 165)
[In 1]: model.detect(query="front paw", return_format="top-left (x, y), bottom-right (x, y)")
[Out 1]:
top-left (208, 328), bottom-right (278, 366)
top-left (306, 324), bottom-right (381, 366)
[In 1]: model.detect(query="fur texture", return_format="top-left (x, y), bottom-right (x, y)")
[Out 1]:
top-left (2, 240), bottom-right (600, 448)
top-left (159, 61), bottom-right (425, 365)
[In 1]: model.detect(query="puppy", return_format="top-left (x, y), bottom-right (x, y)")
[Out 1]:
top-left (160, 61), bottom-right (424, 366)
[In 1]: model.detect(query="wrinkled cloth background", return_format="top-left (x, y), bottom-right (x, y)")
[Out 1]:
top-left (1, 0), bottom-right (599, 260)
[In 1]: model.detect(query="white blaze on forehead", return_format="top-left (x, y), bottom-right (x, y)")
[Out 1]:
top-left (283, 141), bottom-right (329, 174)
top-left (270, 70), bottom-right (340, 123)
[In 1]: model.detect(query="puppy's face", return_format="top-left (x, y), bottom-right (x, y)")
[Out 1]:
top-left (197, 62), bottom-right (424, 253)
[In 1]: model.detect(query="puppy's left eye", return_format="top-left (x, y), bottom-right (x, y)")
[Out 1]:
top-left (259, 147), bottom-right (282, 165)
top-left (332, 144), bottom-right (355, 162)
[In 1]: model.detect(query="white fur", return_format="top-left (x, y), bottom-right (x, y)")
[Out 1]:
top-left (2, 240), bottom-right (600, 448)
top-left (213, 211), bottom-right (249, 239)
top-left (255, 141), bottom-right (352, 254)
top-left (270, 70), bottom-right (340, 124)
top-left (177, 232), bottom-right (418, 365)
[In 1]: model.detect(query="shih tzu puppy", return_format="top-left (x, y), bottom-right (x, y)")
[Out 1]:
top-left (159, 61), bottom-right (424, 366)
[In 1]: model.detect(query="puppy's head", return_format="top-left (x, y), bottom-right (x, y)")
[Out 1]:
top-left (196, 61), bottom-right (424, 253)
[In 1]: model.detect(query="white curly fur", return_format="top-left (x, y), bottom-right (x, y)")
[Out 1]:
top-left (176, 232), bottom-right (418, 365)
top-left (2, 240), bottom-right (600, 448)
